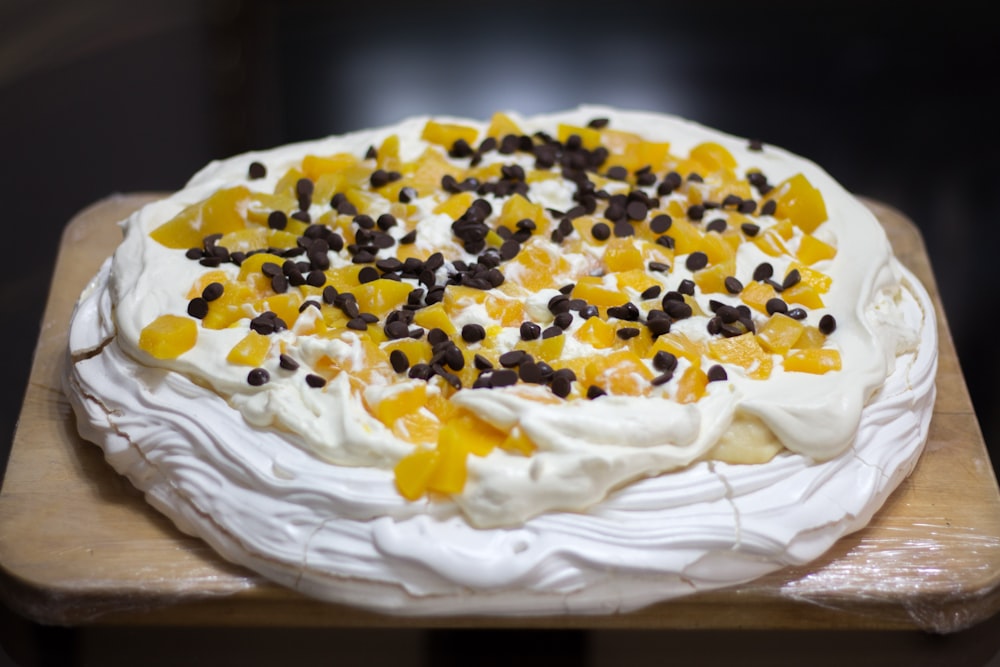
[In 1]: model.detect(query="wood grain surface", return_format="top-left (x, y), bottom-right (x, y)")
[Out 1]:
top-left (0, 194), bottom-right (997, 632)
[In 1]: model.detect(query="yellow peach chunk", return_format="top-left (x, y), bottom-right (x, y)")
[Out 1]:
top-left (352, 278), bottom-right (413, 318)
top-left (603, 237), bottom-right (644, 273)
top-left (763, 173), bottom-right (828, 233)
top-left (782, 282), bottom-right (825, 309)
top-left (585, 349), bottom-right (653, 396)
top-left (150, 186), bottom-right (250, 249)
top-left (675, 365), bottom-right (708, 404)
top-left (783, 349), bottom-right (842, 374)
top-left (796, 233), bottom-right (837, 265)
top-left (139, 315), bottom-right (198, 359)
top-left (756, 313), bottom-right (806, 356)
top-left (557, 123), bottom-right (602, 150)
top-left (226, 331), bottom-right (271, 366)
top-left (413, 302), bottom-right (457, 335)
top-left (486, 111), bottom-right (523, 139)
top-left (421, 120), bottom-right (479, 149)
top-left (707, 332), bottom-right (773, 380)
top-left (394, 447), bottom-right (438, 501)
top-left (740, 280), bottom-right (778, 315)
top-left (375, 383), bottom-right (429, 427)
top-left (574, 315), bottom-right (618, 349)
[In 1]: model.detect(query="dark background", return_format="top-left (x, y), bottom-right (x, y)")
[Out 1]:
top-left (1, 0), bottom-right (999, 664)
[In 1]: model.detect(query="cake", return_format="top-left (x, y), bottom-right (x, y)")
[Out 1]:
top-left (64, 106), bottom-right (937, 615)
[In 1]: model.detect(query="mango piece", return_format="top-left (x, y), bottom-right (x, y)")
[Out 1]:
top-left (615, 268), bottom-right (660, 294)
top-left (254, 292), bottom-right (303, 330)
top-left (497, 193), bottom-right (547, 232)
top-left (603, 237), bottom-right (644, 273)
top-left (383, 338), bottom-right (433, 366)
top-left (699, 231), bottom-right (736, 265)
top-left (413, 302), bottom-right (457, 336)
top-left (394, 447), bottom-right (439, 501)
top-left (689, 141), bottom-right (738, 173)
top-left (202, 281), bottom-right (256, 330)
top-left (796, 233), bottom-right (837, 265)
top-left (675, 365), bottom-right (709, 403)
top-left (753, 229), bottom-right (789, 257)
top-left (421, 120), bottom-right (479, 149)
top-left (692, 260), bottom-right (736, 294)
top-left (301, 152), bottom-right (360, 181)
top-left (573, 277), bottom-right (629, 309)
top-left (486, 111), bottom-right (523, 139)
top-left (585, 349), bottom-right (653, 396)
top-left (557, 123), bottom-right (602, 150)
top-left (707, 332), bottom-right (773, 380)
top-left (505, 237), bottom-right (571, 292)
top-left (433, 191), bottom-right (476, 219)
top-left (150, 186), bottom-right (250, 249)
top-left (781, 282), bottom-right (825, 309)
top-left (226, 331), bottom-right (271, 366)
top-left (756, 313), bottom-right (806, 356)
top-left (665, 217), bottom-right (703, 255)
top-left (376, 134), bottom-right (401, 171)
top-left (440, 412), bottom-right (506, 458)
top-left (783, 349), bottom-right (842, 374)
top-left (740, 280), bottom-right (779, 315)
top-left (391, 410), bottom-right (441, 445)
top-left (483, 293), bottom-right (525, 327)
top-left (574, 316), bottom-right (618, 349)
top-left (405, 147), bottom-right (463, 198)
top-left (788, 263), bottom-right (833, 294)
top-left (500, 426), bottom-right (536, 456)
top-left (792, 325), bottom-right (827, 350)
top-left (375, 383), bottom-right (429, 427)
top-left (353, 278), bottom-right (413, 318)
top-left (651, 332), bottom-right (704, 369)
top-left (763, 173), bottom-right (828, 233)
top-left (517, 332), bottom-right (566, 364)
top-left (138, 315), bottom-right (198, 359)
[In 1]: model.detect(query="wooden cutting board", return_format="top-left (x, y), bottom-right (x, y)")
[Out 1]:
top-left (1, 194), bottom-right (997, 632)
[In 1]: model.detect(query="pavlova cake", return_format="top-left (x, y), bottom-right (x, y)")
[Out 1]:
top-left (64, 106), bottom-right (937, 615)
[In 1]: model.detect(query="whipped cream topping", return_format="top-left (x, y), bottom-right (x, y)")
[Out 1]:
top-left (65, 107), bottom-right (937, 613)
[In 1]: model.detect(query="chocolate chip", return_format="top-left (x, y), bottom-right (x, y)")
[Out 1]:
top-left (685, 251), bottom-right (709, 271)
top-left (761, 200), bottom-right (777, 216)
top-left (490, 369), bottom-right (519, 387)
top-left (678, 279), bottom-right (696, 296)
top-left (819, 314), bottom-right (837, 334)
top-left (753, 263), bottom-right (774, 281)
top-left (787, 308), bottom-right (808, 320)
top-left (248, 162), bottom-right (267, 179)
top-left (278, 354), bottom-right (299, 371)
top-left (724, 276), bottom-right (744, 294)
top-left (707, 365), bottom-right (727, 382)
top-left (202, 282), bottom-right (224, 302)
top-left (389, 349), bottom-right (410, 373)
top-left (551, 374), bottom-right (573, 398)
top-left (461, 323), bottom-right (486, 343)
top-left (649, 214), bottom-right (672, 234)
top-left (553, 312), bottom-right (573, 330)
top-left (520, 321), bottom-right (541, 341)
top-left (766, 298), bottom-right (788, 316)
top-left (706, 218), bottom-right (727, 233)
top-left (616, 327), bottom-right (640, 340)
top-left (653, 350), bottom-right (678, 372)
top-left (499, 350), bottom-right (530, 368)
top-left (783, 269), bottom-right (801, 290)
top-left (590, 222), bottom-right (611, 241)
top-left (640, 285), bottom-right (662, 300)
top-left (187, 297), bottom-right (208, 319)
top-left (267, 210), bottom-right (287, 230)
top-left (247, 368), bottom-right (270, 386)
top-left (586, 385), bottom-right (606, 399)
